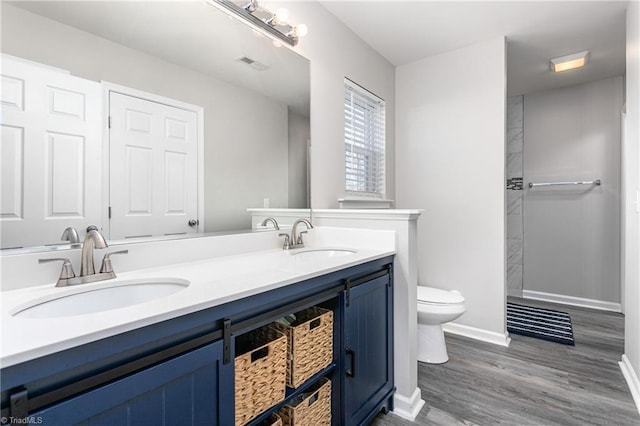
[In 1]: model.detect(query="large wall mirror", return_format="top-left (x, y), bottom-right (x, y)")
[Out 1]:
top-left (0, 1), bottom-right (310, 251)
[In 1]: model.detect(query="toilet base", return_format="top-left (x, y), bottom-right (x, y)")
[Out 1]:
top-left (417, 323), bottom-right (449, 364)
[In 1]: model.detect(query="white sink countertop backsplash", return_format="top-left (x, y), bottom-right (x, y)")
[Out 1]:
top-left (0, 227), bottom-right (395, 368)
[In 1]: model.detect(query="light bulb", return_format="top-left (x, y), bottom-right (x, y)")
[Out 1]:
top-left (294, 24), bottom-right (308, 37)
top-left (274, 8), bottom-right (289, 25)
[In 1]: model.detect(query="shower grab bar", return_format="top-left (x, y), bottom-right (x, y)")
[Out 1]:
top-left (528, 179), bottom-right (601, 188)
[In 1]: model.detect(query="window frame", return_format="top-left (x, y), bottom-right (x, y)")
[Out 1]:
top-left (343, 78), bottom-right (386, 200)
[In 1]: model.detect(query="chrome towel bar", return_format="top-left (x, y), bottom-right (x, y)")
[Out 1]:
top-left (528, 179), bottom-right (601, 188)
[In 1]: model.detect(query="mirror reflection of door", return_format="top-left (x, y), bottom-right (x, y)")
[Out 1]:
top-left (0, 56), bottom-right (102, 249)
top-left (108, 90), bottom-right (201, 240)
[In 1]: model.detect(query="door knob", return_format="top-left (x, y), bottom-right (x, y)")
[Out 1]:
top-left (188, 219), bottom-right (199, 227)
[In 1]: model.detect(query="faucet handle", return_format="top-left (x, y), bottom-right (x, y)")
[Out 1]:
top-left (278, 233), bottom-right (291, 250)
top-left (296, 230), bottom-right (308, 245)
top-left (100, 250), bottom-right (129, 274)
top-left (39, 258), bottom-right (76, 280)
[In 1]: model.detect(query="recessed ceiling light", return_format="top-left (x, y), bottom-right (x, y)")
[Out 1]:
top-left (549, 51), bottom-right (589, 73)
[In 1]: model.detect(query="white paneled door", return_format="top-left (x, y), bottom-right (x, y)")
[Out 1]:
top-left (109, 92), bottom-right (199, 239)
top-left (0, 56), bottom-right (102, 249)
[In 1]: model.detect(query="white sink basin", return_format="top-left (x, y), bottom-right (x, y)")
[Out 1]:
top-left (290, 248), bottom-right (357, 261)
top-left (12, 278), bottom-right (190, 319)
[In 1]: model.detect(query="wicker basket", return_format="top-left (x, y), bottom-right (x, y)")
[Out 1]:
top-left (255, 413), bottom-right (283, 426)
top-left (235, 324), bottom-right (288, 426)
top-left (278, 378), bottom-right (331, 426)
top-left (273, 307), bottom-right (333, 388)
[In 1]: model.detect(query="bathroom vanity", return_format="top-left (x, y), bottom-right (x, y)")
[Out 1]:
top-left (0, 242), bottom-right (395, 425)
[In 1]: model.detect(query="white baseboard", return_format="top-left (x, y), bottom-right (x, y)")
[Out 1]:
top-left (522, 290), bottom-right (622, 313)
top-left (507, 288), bottom-right (523, 298)
top-left (392, 387), bottom-right (425, 421)
top-left (619, 354), bottom-right (640, 414)
top-left (443, 322), bottom-right (511, 347)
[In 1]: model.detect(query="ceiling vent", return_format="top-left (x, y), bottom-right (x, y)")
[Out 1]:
top-left (236, 56), bottom-right (269, 71)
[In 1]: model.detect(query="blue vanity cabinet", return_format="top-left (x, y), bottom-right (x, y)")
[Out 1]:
top-left (28, 340), bottom-right (233, 425)
top-left (343, 270), bottom-right (395, 426)
top-left (1, 256), bottom-right (395, 426)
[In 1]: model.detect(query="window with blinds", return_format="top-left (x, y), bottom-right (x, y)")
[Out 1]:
top-left (344, 79), bottom-right (386, 198)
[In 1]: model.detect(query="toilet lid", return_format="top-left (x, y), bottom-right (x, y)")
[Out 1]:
top-left (417, 286), bottom-right (464, 304)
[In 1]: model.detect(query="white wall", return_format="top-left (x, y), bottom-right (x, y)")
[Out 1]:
top-left (271, 1), bottom-right (396, 209)
top-left (622, 0), bottom-right (640, 412)
top-left (523, 77), bottom-right (623, 306)
top-left (1, 4), bottom-right (289, 232)
top-left (396, 38), bottom-right (508, 340)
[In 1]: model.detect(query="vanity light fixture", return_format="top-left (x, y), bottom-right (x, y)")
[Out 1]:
top-left (550, 50), bottom-right (589, 73)
top-left (267, 8), bottom-right (289, 26)
top-left (209, 0), bottom-right (307, 46)
top-left (243, 0), bottom-right (258, 12)
top-left (288, 24), bottom-right (308, 38)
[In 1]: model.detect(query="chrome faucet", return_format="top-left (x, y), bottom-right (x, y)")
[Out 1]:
top-left (260, 217), bottom-right (280, 230)
top-left (80, 226), bottom-right (108, 276)
top-left (280, 218), bottom-right (313, 250)
top-left (61, 227), bottom-right (81, 245)
top-left (39, 226), bottom-right (128, 287)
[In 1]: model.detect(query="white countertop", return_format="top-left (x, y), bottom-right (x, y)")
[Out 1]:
top-left (1, 245), bottom-right (394, 368)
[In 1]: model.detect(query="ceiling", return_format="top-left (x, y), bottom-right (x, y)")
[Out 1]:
top-left (320, 1), bottom-right (627, 95)
top-left (5, 1), bottom-right (310, 115)
top-left (6, 1), bottom-right (627, 98)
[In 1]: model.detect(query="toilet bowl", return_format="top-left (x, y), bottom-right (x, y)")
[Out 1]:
top-left (417, 286), bottom-right (465, 364)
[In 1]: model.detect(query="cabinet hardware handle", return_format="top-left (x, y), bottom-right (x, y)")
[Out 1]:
top-left (346, 348), bottom-right (356, 377)
top-left (9, 388), bottom-right (28, 421)
top-left (223, 319), bottom-right (231, 364)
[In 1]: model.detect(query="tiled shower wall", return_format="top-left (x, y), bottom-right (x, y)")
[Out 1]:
top-left (506, 96), bottom-right (523, 297)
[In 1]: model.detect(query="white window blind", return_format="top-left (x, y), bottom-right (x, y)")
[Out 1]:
top-left (344, 79), bottom-right (386, 198)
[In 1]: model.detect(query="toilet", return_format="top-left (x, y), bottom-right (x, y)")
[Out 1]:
top-left (417, 286), bottom-right (465, 364)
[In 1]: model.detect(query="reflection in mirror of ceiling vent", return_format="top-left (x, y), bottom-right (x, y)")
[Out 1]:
top-left (236, 56), bottom-right (269, 71)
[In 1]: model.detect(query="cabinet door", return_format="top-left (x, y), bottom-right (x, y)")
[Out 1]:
top-left (31, 340), bottom-right (233, 425)
top-left (343, 274), bottom-right (393, 425)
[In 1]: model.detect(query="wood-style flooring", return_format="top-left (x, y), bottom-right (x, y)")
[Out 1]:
top-left (372, 298), bottom-right (640, 425)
